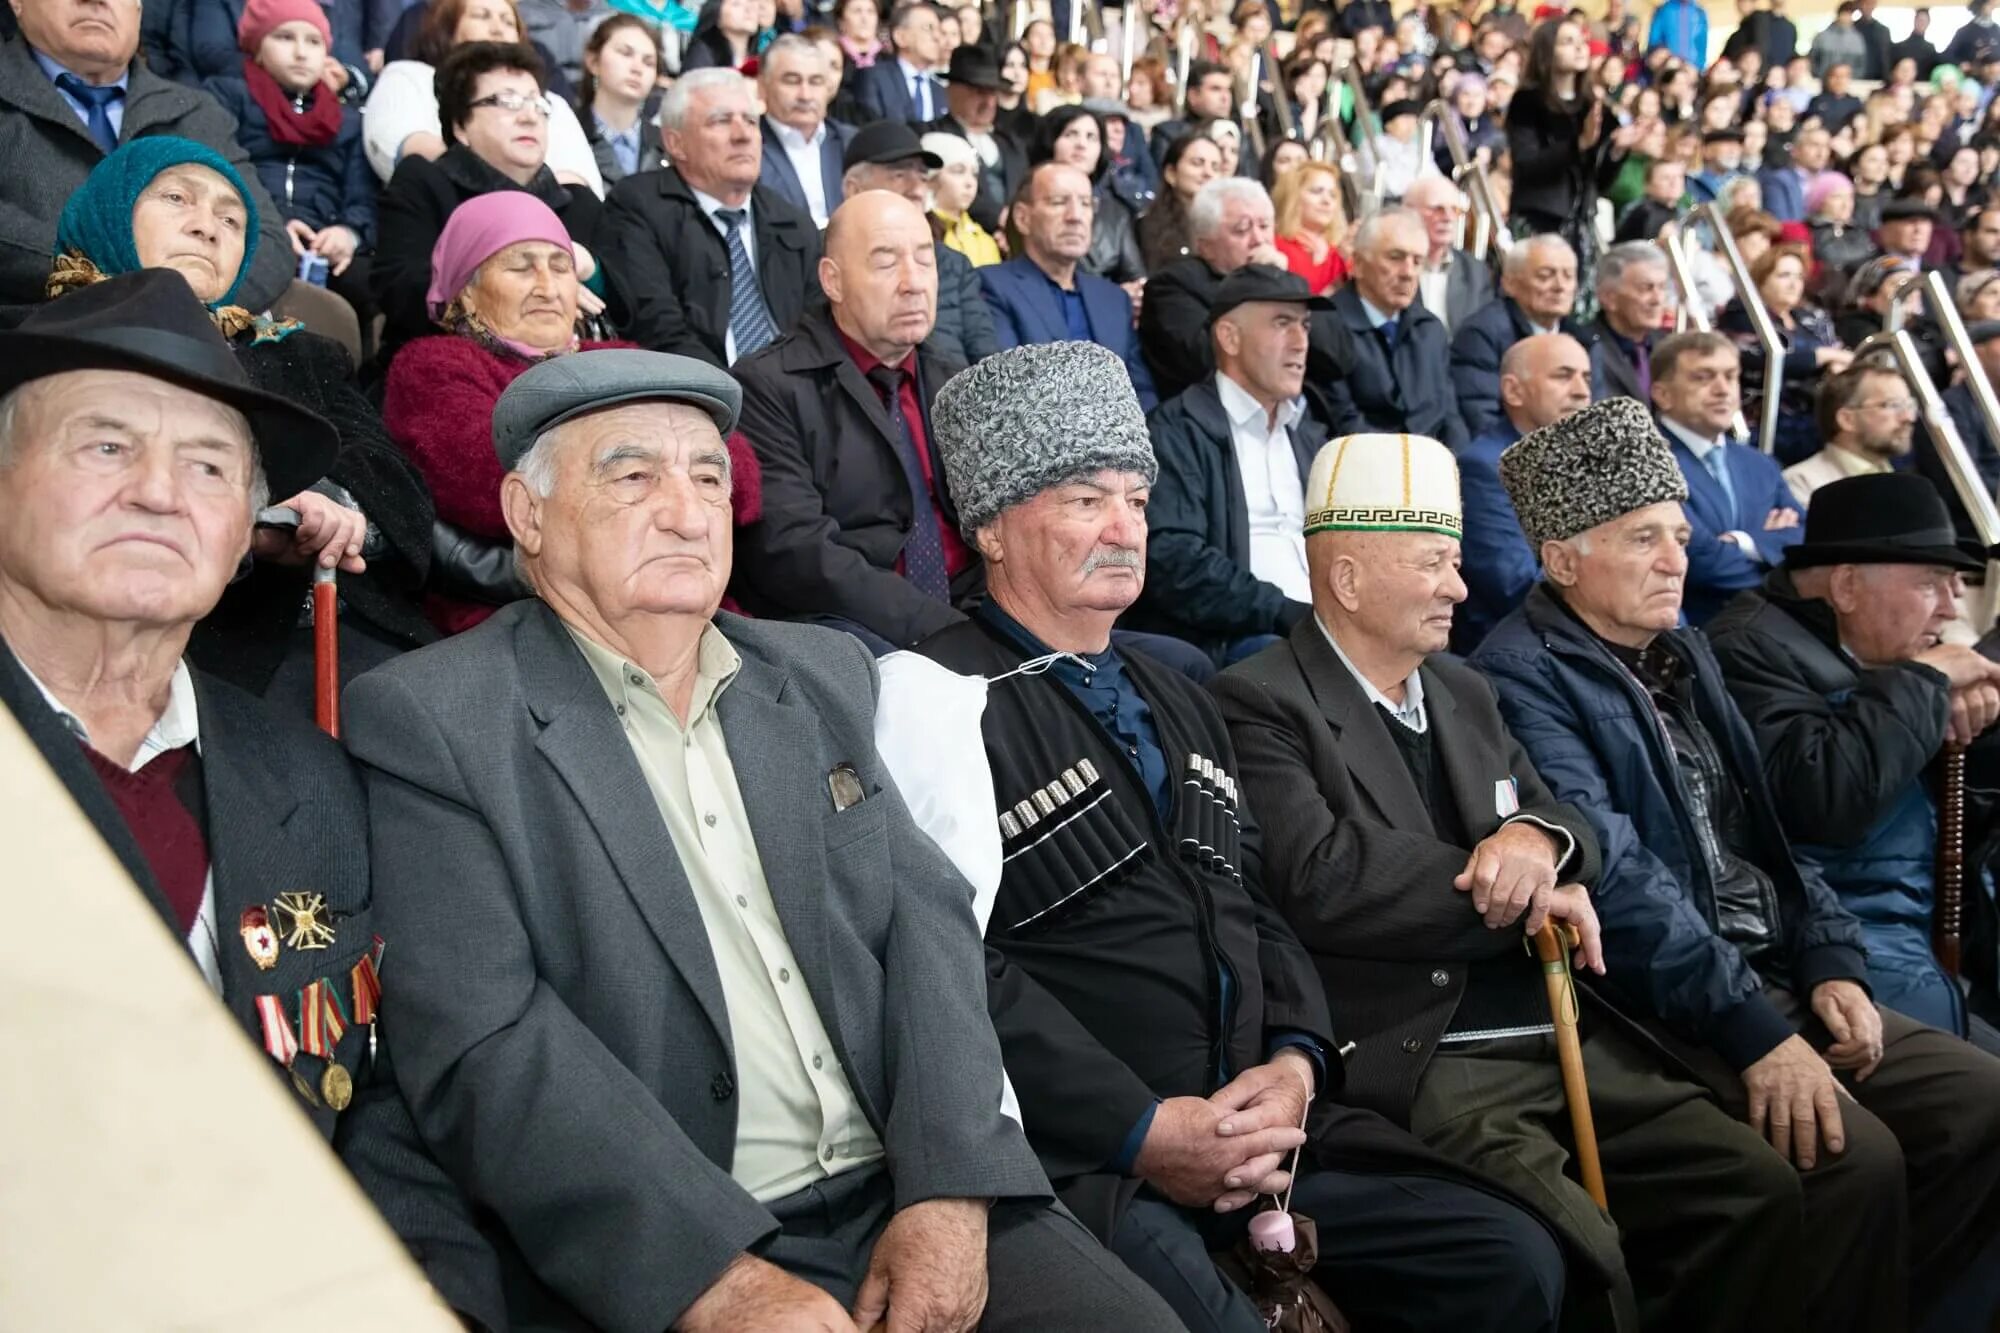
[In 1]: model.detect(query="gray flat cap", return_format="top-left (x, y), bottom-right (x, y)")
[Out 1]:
top-left (491, 348), bottom-right (742, 469)
top-left (1499, 397), bottom-right (1689, 550)
top-left (931, 342), bottom-right (1155, 535)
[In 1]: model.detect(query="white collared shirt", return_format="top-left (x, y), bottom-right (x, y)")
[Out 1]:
top-left (1317, 615), bottom-right (1428, 732)
top-left (1419, 254), bottom-right (1453, 332)
top-left (1216, 372), bottom-right (1312, 602)
top-left (21, 658), bottom-right (222, 993)
top-left (899, 56), bottom-right (937, 120)
top-left (769, 117), bottom-right (833, 227)
top-left (691, 185), bottom-right (757, 364)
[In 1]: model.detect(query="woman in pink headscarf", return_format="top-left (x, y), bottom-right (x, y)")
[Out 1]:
top-left (384, 193), bottom-right (759, 633)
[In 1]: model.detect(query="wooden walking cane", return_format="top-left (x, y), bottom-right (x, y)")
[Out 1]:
top-left (1936, 741), bottom-right (1966, 978)
top-left (1532, 922), bottom-right (1607, 1210)
top-left (312, 565), bottom-right (340, 739)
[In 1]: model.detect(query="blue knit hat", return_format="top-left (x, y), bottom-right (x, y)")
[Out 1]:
top-left (56, 137), bottom-right (261, 309)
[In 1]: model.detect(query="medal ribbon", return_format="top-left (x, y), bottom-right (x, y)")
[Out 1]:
top-left (255, 993), bottom-right (299, 1065)
top-left (300, 979), bottom-right (325, 1056)
top-left (350, 952), bottom-right (382, 1026)
top-left (321, 979), bottom-right (348, 1049)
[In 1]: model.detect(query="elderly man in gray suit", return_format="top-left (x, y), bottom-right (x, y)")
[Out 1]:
top-left (343, 347), bottom-right (1179, 1333)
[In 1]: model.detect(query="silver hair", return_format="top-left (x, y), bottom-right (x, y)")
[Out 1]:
top-left (1502, 232), bottom-right (1577, 280)
top-left (1188, 177), bottom-right (1272, 244)
top-left (509, 413), bottom-right (733, 577)
top-left (1350, 205), bottom-right (1426, 257)
top-left (0, 380), bottom-right (269, 513)
top-left (659, 67), bottom-right (749, 133)
top-left (760, 32), bottom-right (822, 71)
top-left (1595, 240), bottom-right (1668, 293)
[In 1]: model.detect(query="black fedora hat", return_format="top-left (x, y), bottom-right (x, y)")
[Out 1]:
top-left (1784, 473), bottom-right (1986, 573)
top-left (0, 269), bottom-right (337, 499)
top-left (844, 119), bottom-right (945, 172)
top-left (942, 45), bottom-right (1005, 90)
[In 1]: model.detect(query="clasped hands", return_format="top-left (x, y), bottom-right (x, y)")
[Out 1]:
top-left (1454, 822), bottom-right (1605, 974)
top-left (1134, 1047), bottom-right (1317, 1215)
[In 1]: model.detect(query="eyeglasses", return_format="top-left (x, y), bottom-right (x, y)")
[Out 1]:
top-left (1857, 397), bottom-right (1917, 415)
top-left (469, 90), bottom-right (553, 118)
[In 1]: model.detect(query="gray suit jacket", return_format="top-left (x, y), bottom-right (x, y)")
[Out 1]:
top-left (1429, 247), bottom-right (1495, 333)
top-left (1213, 618), bottom-right (1601, 1123)
top-left (343, 600), bottom-right (1049, 1331)
top-left (0, 34), bottom-right (294, 310)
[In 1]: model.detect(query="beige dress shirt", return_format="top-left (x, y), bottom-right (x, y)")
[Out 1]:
top-left (569, 624), bottom-right (885, 1202)
top-left (1782, 445), bottom-right (1891, 509)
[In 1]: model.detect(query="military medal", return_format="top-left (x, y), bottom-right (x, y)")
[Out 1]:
top-left (319, 1063), bottom-right (353, 1111)
top-left (239, 905), bottom-right (280, 971)
top-left (254, 993), bottom-right (319, 1107)
top-left (272, 891), bottom-right (336, 951)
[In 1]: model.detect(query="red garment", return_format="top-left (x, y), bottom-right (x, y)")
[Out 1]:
top-left (834, 330), bottom-right (975, 579)
top-left (242, 58), bottom-right (342, 148)
top-left (1274, 235), bottom-right (1349, 295)
top-left (383, 335), bottom-right (764, 633)
top-left (80, 744), bottom-right (208, 935)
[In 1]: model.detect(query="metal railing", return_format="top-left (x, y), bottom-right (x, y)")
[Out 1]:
top-left (1923, 268), bottom-right (2000, 505)
top-left (1691, 201), bottom-right (1783, 454)
top-left (1171, 18), bottom-right (1197, 116)
top-left (1853, 329), bottom-right (2000, 549)
top-left (1659, 228), bottom-right (1757, 443)
top-left (1886, 276), bottom-right (1924, 332)
top-left (1417, 100), bottom-right (1508, 262)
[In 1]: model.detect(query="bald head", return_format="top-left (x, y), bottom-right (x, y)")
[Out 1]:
top-left (822, 191), bottom-right (938, 361)
top-left (1499, 332), bottom-right (1593, 433)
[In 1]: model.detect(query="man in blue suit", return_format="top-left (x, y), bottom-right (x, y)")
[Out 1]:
top-left (1650, 331), bottom-right (1803, 623)
top-left (757, 34), bottom-right (854, 227)
top-left (1755, 120), bottom-right (1828, 223)
top-left (980, 162), bottom-right (1157, 409)
top-left (851, 1), bottom-right (946, 124)
top-left (1454, 332), bottom-right (1594, 652)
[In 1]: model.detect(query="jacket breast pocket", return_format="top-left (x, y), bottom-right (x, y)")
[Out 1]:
top-left (995, 761), bottom-right (1152, 938)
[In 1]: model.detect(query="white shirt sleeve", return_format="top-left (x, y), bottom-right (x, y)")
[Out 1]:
top-left (362, 61), bottom-right (442, 183)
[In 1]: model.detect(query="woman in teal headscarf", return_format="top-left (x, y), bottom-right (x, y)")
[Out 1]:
top-left (47, 137), bottom-right (439, 712)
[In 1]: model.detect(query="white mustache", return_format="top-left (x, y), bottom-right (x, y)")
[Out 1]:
top-left (1081, 547), bottom-right (1141, 575)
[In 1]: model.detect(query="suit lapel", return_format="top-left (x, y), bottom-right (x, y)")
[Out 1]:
top-left (1012, 259), bottom-right (1068, 342)
top-left (0, 35), bottom-right (108, 152)
top-left (1422, 668), bottom-right (1500, 841)
top-left (518, 605), bottom-right (734, 1047)
top-left (758, 122), bottom-right (804, 204)
top-left (1289, 620), bottom-right (1434, 834)
top-left (1671, 439), bottom-right (1729, 526)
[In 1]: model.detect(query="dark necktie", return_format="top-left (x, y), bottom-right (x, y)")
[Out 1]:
top-left (866, 364), bottom-right (951, 601)
top-left (55, 73), bottom-right (122, 154)
top-left (1634, 338), bottom-right (1652, 398)
top-left (713, 208), bottom-right (778, 359)
top-left (1377, 316), bottom-right (1400, 352)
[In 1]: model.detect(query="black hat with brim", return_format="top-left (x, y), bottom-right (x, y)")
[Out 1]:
top-left (1881, 197), bottom-right (1940, 223)
top-left (844, 119), bottom-right (945, 172)
top-left (0, 269), bottom-right (337, 499)
top-left (1783, 473), bottom-right (1987, 573)
top-left (942, 46), bottom-right (1006, 90)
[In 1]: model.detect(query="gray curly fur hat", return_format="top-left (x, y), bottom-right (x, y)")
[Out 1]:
top-left (1499, 397), bottom-right (1690, 550)
top-left (930, 342), bottom-right (1157, 535)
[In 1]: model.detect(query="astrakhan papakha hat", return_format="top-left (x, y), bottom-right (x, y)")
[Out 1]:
top-left (1499, 396), bottom-right (1688, 550)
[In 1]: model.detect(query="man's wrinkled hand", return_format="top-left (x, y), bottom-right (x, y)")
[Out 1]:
top-left (1813, 979), bottom-right (1885, 1081)
top-left (1742, 1034), bottom-right (1846, 1170)
top-left (851, 1198), bottom-right (989, 1333)
top-left (1454, 821), bottom-right (1559, 928)
top-left (1539, 883), bottom-right (1605, 974)
top-left (252, 489), bottom-right (368, 572)
top-left (678, 1254), bottom-right (856, 1333)
top-left (1135, 1095), bottom-right (1307, 1210)
top-left (1207, 1051), bottom-right (1314, 1212)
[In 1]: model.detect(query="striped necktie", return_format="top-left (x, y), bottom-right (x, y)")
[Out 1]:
top-left (714, 207), bottom-right (778, 359)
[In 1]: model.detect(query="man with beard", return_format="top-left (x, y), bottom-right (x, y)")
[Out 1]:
top-left (1782, 359), bottom-right (1917, 506)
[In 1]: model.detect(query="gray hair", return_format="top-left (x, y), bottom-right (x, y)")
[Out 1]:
top-left (1503, 232), bottom-right (1577, 280)
top-left (760, 32), bottom-right (823, 73)
top-left (659, 67), bottom-right (749, 133)
top-left (1188, 177), bottom-right (1272, 244)
top-left (0, 380), bottom-right (269, 514)
top-left (1350, 205), bottom-right (1426, 257)
top-left (1595, 240), bottom-right (1668, 293)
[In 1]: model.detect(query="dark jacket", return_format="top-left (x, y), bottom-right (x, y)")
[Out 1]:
top-left (1428, 248), bottom-right (1496, 335)
top-left (981, 255), bottom-right (1156, 409)
top-left (1473, 584), bottom-right (1870, 1072)
top-left (755, 113), bottom-right (849, 220)
top-left (1579, 315), bottom-right (1652, 403)
top-left (597, 166), bottom-right (820, 366)
top-left (582, 107), bottom-right (664, 188)
top-left (188, 330), bottom-right (435, 694)
top-left (923, 113), bottom-right (1025, 233)
top-left (0, 637), bottom-right (504, 1331)
top-left (1321, 284), bottom-right (1468, 450)
top-left (1131, 375), bottom-right (1319, 656)
top-left (931, 240), bottom-right (999, 366)
top-left (1890, 32), bottom-right (1941, 78)
top-left (369, 145), bottom-right (605, 367)
top-left (0, 33), bottom-right (294, 310)
top-left (1809, 219), bottom-right (1876, 278)
top-left (1139, 256), bottom-right (1359, 421)
top-left (1663, 421), bottom-right (1805, 624)
top-left (852, 56), bottom-right (943, 124)
top-left (730, 306), bottom-right (974, 647)
top-left (1707, 574), bottom-right (1987, 1036)
top-left (1449, 296), bottom-right (1579, 438)
top-left (1504, 92), bottom-right (1620, 229)
top-left (1934, 383), bottom-right (2000, 543)
top-left (201, 73), bottom-right (377, 245)
top-left (1214, 618), bottom-right (1601, 1123)
top-left (1613, 196), bottom-right (1679, 243)
top-left (1452, 419), bottom-right (1537, 653)
top-left (1083, 186), bottom-right (1147, 286)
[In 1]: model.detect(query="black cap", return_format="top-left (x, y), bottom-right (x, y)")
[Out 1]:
top-left (1206, 263), bottom-right (1335, 326)
top-left (0, 268), bottom-right (336, 498)
top-left (1784, 473), bottom-right (1985, 573)
top-left (844, 120), bottom-right (944, 172)
top-left (1379, 98), bottom-right (1423, 123)
top-left (942, 45), bottom-right (1005, 90)
top-left (1702, 127), bottom-right (1746, 145)
top-left (1881, 197), bottom-right (1939, 223)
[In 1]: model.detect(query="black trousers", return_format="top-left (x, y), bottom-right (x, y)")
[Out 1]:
top-left (1107, 1170), bottom-right (1566, 1333)
top-left (763, 1167), bottom-right (1185, 1331)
